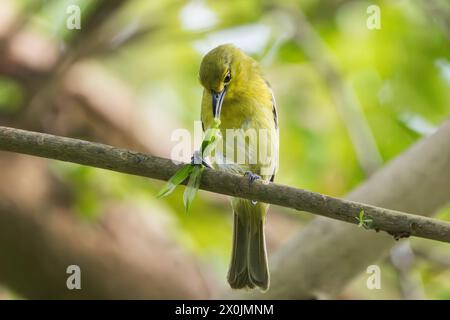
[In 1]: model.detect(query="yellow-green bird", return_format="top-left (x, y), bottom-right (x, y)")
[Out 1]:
top-left (199, 44), bottom-right (279, 291)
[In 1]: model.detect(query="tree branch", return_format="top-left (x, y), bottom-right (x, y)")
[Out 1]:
top-left (0, 126), bottom-right (449, 243)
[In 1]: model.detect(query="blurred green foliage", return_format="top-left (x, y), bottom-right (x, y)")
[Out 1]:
top-left (0, 77), bottom-right (23, 112)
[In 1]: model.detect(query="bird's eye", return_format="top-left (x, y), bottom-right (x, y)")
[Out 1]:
top-left (224, 71), bottom-right (231, 84)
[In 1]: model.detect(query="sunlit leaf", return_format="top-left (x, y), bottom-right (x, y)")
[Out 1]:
top-left (157, 120), bottom-right (220, 205)
top-left (183, 165), bottom-right (204, 212)
top-left (156, 164), bottom-right (194, 198)
top-left (201, 119), bottom-right (221, 155)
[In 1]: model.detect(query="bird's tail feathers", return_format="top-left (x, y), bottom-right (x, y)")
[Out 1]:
top-left (227, 200), bottom-right (269, 291)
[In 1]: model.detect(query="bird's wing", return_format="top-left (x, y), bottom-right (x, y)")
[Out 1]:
top-left (266, 82), bottom-right (278, 131)
top-left (264, 80), bottom-right (279, 182)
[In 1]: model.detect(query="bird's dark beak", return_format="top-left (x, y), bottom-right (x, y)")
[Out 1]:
top-left (212, 87), bottom-right (227, 119)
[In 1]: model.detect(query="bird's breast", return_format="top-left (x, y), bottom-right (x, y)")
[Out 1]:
top-left (211, 99), bottom-right (277, 179)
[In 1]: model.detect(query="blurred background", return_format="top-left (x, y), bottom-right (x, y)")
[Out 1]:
top-left (0, 0), bottom-right (449, 299)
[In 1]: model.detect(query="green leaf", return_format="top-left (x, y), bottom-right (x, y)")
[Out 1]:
top-left (355, 210), bottom-right (374, 229)
top-left (183, 165), bottom-right (204, 212)
top-left (200, 139), bottom-right (210, 155)
top-left (157, 119), bottom-right (219, 210)
top-left (201, 128), bottom-right (218, 152)
top-left (355, 210), bottom-right (363, 226)
top-left (202, 135), bottom-right (219, 158)
top-left (156, 164), bottom-right (194, 198)
top-left (362, 219), bottom-right (374, 230)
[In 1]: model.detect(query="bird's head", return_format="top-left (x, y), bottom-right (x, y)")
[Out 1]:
top-left (199, 44), bottom-right (254, 120)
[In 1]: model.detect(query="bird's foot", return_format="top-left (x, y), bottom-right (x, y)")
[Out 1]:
top-left (244, 171), bottom-right (261, 205)
top-left (244, 171), bottom-right (261, 184)
top-left (191, 151), bottom-right (212, 168)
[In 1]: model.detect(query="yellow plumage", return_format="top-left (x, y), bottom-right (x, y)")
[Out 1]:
top-left (199, 44), bottom-right (279, 291)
